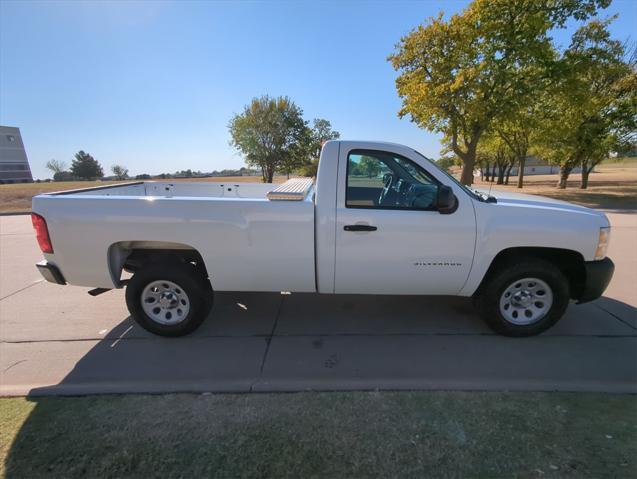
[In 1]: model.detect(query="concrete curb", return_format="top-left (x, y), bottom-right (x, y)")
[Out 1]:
top-left (2, 378), bottom-right (636, 397)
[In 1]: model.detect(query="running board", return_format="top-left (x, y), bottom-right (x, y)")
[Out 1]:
top-left (88, 288), bottom-right (111, 297)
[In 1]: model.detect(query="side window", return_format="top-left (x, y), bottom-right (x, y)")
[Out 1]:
top-left (346, 150), bottom-right (439, 210)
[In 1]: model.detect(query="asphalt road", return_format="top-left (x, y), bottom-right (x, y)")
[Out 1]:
top-left (1, 212), bottom-right (636, 396)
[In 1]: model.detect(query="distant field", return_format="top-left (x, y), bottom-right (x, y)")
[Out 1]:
top-left (481, 164), bottom-right (637, 210)
top-left (0, 176), bottom-right (287, 214)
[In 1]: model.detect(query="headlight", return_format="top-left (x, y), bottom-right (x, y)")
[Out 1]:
top-left (595, 227), bottom-right (611, 260)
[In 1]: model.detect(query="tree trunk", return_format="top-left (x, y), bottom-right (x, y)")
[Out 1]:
top-left (265, 165), bottom-right (275, 183)
top-left (580, 159), bottom-right (591, 189)
top-left (557, 165), bottom-right (572, 189)
top-left (460, 159), bottom-right (475, 186)
top-left (497, 165), bottom-right (505, 184)
top-left (516, 156), bottom-right (526, 189)
top-left (505, 163), bottom-right (514, 185)
top-left (455, 140), bottom-right (478, 186)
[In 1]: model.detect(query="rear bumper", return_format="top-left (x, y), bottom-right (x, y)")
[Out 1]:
top-left (576, 257), bottom-right (614, 303)
top-left (36, 260), bottom-right (66, 285)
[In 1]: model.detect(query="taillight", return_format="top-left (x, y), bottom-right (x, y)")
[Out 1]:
top-left (31, 213), bottom-right (53, 253)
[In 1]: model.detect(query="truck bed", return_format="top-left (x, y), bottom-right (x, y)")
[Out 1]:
top-left (33, 179), bottom-right (317, 292)
top-left (51, 179), bottom-right (314, 200)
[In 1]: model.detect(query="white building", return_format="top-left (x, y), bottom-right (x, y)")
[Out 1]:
top-left (0, 126), bottom-right (33, 184)
top-left (508, 156), bottom-right (582, 176)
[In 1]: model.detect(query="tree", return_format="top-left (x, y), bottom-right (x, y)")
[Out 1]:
top-left (70, 151), bottom-right (103, 180)
top-left (299, 119), bottom-right (341, 177)
top-left (360, 156), bottom-right (381, 178)
top-left (436, 156), bottom-right (457, 173)
top-left (477, 133), bottom-right (512, 184)
top-left (389, 0), bottom-right (609, 185)
top-left (53, 171), bottom-right (74, 182)
top-left (278, 125), bottom-right (312, 179)
top-left (536, 18), bottom-right (636, 188)
top-left (45, 159), bottom-right (67, 175)
top-left (493, 103), bottom-right (543, 188)
top-left (229, 95), bottom-right (309, 183)
top-left (111, 165), bottom-right (129, 180)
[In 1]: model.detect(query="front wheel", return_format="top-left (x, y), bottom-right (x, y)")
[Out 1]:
top-left (125, 263), bottom-right (213, 337)
top-left (474, 258), bottom-right (570, 337)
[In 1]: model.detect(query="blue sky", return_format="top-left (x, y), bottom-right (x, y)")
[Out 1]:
top-left (1, 0), bottom-right (636, 179)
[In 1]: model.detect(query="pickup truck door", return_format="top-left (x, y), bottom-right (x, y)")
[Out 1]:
top-left (334, 147), bottom-right (477, 295)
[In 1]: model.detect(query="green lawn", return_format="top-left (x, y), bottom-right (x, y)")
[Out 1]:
top-left (1, 391), bottom-right (635, 478)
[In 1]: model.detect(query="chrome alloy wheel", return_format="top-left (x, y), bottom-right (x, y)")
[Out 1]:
top-left (141, 280), bottom-right (190, 325)
top-left (499, 277), bottom-right (553, 325)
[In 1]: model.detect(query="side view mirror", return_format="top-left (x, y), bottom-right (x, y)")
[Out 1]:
top-left (437, 185), bottom-right (458, 214)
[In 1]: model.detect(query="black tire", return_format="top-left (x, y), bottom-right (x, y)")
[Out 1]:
top-left (474, 258), bottom-right (570, 337)
top-left (125, 262), bottom-right (213, 337)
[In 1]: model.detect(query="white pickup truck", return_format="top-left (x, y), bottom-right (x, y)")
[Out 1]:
top-left (32, 141), bottom-right (614, 337)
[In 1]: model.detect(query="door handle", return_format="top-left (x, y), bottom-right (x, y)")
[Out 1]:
top-left (344, 224), bottom-right (377, 232)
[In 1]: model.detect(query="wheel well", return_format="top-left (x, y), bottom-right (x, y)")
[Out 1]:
top-left (478, 247), bottom-right (586, 299)
top-left (108, 241), bottom-right (210, 288)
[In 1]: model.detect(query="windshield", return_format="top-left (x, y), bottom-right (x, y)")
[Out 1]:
top-left (411, 149), bottom-right (492, 202)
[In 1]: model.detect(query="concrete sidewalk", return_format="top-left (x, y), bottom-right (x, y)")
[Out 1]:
top-left (1, 213), bottom-right (635, 396)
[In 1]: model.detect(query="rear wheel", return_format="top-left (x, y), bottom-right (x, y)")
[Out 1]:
top-left (125, 263), bottom-right (212, 337)
top-left (475, 258), bottom-right (569, 337)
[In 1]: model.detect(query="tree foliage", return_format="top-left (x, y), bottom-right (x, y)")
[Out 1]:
top-left (53, 171), bottom-right (74, 182)
top-left (111, 165), bottom-right (129, 180)
top-left (389, 0), bottom-right (609, 185)
top-left (535, 18), bottom-right (636, 188)
top-left (360, 156), bottom-right (381, 178)
top-left (298, 118), bottom-right (341, 177)
top-left (228, 95), bottom-right (309, 183)
top-left (436, 156), bottom-right (457, 173)
top-left (477, 133), bottom-right (515, 185)
top-left (45, 159), bottom-right (67, 175)
top-left (70, 151), bottom-right (103, 180)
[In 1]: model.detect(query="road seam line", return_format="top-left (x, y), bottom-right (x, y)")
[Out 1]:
top-left (0, 280), bottom-right (44, 301)
top-left (249, 294), bottom-right (284, 392)
top-left (592, 302), bottom-right (637, 331)
top-left (2, 332), bottom-right (635, 345)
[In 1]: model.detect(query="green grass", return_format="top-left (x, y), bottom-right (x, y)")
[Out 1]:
top-left (1, 392), bottom-right (636, 478)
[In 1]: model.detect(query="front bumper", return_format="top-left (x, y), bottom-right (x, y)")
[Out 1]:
top-left (576, 257), bottom-right (614, 303)
top-left (36, 260), bottom-right (66, 285)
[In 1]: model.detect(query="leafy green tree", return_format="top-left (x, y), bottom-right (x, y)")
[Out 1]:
top-left (111, 165), bottom-right (129, 180)
top-left (493, 103), bottom-right (544, 188)
top-left (360, 156), bottom-right (380, 178)
top-left (536, 18), bottom-right (636, 188)
top-left (477, 133), bottom-right (513, 184)
top-left (278, 124), bottom-right (312, 179)
top-left (436, 156), bottom-right (457, 173)
top-left (229, 95), bottom-right (308, 183)
top-left (299, 119), bottom-right (341, 177)
top-left (389, 0), bottom-right (608, 185)
top-left (53, 171), bottom-right (74, 182)
top-left (70, 151), bottom-right (103, 180)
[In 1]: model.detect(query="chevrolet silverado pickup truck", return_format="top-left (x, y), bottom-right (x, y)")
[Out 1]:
top-left (31, 140), bottom-right (614, 337)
